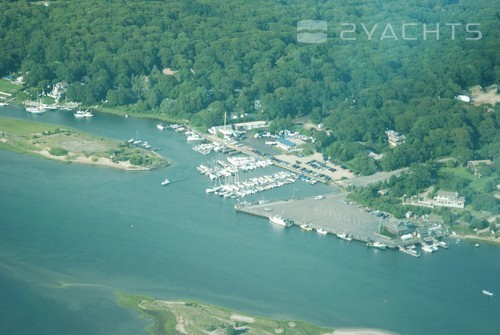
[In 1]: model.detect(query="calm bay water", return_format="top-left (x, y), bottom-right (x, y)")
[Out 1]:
top-left (0, 107), bottom-right (499, 335)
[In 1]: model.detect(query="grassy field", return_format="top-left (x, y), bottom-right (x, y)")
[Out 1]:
top-left (0, 116), bottom-right (168, 169)
top-left (0, 78), bottom-right (23, 99)
top-left (117, 293), bottom-right (335, 335)
top-left (440, 166), bottom-right (495, 192)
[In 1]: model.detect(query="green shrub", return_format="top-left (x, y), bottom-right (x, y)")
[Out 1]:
top-left (49, 148), bottom-right (68, 156)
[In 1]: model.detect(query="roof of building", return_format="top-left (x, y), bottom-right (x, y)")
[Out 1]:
top-left (276, 138), bottom-right (296, 147)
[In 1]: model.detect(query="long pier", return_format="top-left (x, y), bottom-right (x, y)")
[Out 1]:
top-left (234, 196), bottom-right (398, 249)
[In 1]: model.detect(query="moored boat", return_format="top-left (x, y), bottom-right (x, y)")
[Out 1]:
top-left (421, 244), bottom-right (434, 253)
top-left (336, 232), bottom-right (353, 241)
top-left (316, 228), bottom-right (328, 235)
top-left (74, 109), bottom-right (93, 118)
top-left (482, 290), bottom-right (494, 297)
top-left (300, 223), bottom-right (313, 231)
top-left (269, 215), bottom-right (292, 227)
top-left (399, 246), bottom-right (421, 257)
top-left (367, 241), bottom-right (387, 249)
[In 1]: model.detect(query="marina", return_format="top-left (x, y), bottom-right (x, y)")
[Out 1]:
top-left (0, 106), bottom-right (499, 335)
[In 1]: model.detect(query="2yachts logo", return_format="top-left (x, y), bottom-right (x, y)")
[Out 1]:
top-left (297, 20), bottom-right (482, 43)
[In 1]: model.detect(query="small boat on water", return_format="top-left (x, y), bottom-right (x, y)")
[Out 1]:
top-left (483, 290), bottom-right (494, 297)
top-left (399, 246), bottom-right (421, 257)
top-left (316, 228), bottom-right (328, 235)
top-left (74, 109), bottom-right (93, 118)
top-left (300, 223), bottom-right (313, 231)
top-left (437, 241), bottom-right (449, 249)
top-left (367, 241), bottom-right (387, 249)
top-left (269, 215), bottom-right (292, 227)
top-left (314, 195), bottom-right (325, 200)
top-left (157, 123), bottom-right (166, 130)
top-left (421, 244), bottom-right (434, 253)
top-left (336, 232), bottom-right (353, 241)
top-left (25, 93), bottom-right (46, 114)
top-left (475, 243), bottom-right (480, 247)
top-left (160, 178), bottom-right (171, 186)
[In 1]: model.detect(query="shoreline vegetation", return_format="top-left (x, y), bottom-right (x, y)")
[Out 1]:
top-left (0, 116), bottom-right (169, 170)
top-left (116, 293), bottom-right (398, 335)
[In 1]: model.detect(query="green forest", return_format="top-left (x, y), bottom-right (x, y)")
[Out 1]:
top-left (0, 0), bottom-right (498, 172)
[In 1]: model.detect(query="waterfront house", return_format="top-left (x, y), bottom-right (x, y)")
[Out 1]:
top-left (47, 81), bottom-right (68, 101)
top-left (433, 190), bottom-right (465, 209)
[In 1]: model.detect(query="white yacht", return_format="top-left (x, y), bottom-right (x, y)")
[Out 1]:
top-left (269, 215), bottom-right (291, 227)
top-left (336, 232), bottom-right (353, 241)
top-left (160, 178), bottom-right (171, 186)
top-left (316, 228), bottom-right (328, 235)
top-left (300, 223), bottom-right (313, 231)
top-left (74, 109), bottom-right (93, 118)
top-left (421, 245), bottom-right (434, 253)
top-left (482, 290), bottom-right (494, 297)
top-left (367, 241), bottom-right (387, 249)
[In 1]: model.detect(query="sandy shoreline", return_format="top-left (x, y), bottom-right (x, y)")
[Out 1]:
top-left (35, 149), bottom-right (149, 171)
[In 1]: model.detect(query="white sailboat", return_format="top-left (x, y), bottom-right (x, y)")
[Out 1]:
top-left (26, 93), bottom-right (46, 114)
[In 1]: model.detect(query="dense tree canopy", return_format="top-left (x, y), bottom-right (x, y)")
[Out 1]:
top-left (0, 0), bottom-right (498, 169)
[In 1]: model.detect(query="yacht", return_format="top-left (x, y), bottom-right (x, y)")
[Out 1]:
top-left (26, 105), bottom-right (46, 114)
top-left (160, 178), bottom-right (171, 186)
top-left (336, 232), bottom-right (353, 241)
top-left (367, 241), bottom-right (387, 249)
top-left (300, 223), bottom-right (313, 231)
top-left (399, 246), bottom-right (421, 257)
top-left (74, 109), bottom-right (93, 118)
top-left (269, 215), bottom-right (292, 227)
top-left (187, 133), bottom-right (204, 142)
top-left (157, 123), bottom-right (166, 130)
top-left (482, 290), bottom-right (494, 297)
top-left (314, 195), bottom-right (325, 200)
top-left (25, 93), bottom-right (46, 114)
top-left (316, 228), bottom-right (328, 235)
top-left (437, 241), bottom-right (449, 249)
top-left (421, 244), bottom-right (434, 253)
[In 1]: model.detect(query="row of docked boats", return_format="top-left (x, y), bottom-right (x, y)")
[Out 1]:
top-left (197, 156), bottom-right (275, 181)
top-left (192, 142), bottom-right (226, 155)
top-left (205, 171), bottom-right (297, 198)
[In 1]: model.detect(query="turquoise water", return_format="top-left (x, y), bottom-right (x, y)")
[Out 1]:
top-left (0, 107), bottom-right (499, 335)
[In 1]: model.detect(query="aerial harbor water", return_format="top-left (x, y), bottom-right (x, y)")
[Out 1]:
top-left (1, 106), bottom-right (499, 335)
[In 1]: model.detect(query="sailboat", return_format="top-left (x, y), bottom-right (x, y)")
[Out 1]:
top-left (26, 93), bottom-right (46, 114)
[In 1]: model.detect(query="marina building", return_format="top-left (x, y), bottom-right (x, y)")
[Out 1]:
top-left (233, 121), bottom-right (267, 131)
top-left (276, 138), bottom-right (297, 152)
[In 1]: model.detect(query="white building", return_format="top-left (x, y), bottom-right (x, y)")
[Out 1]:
top-left (233, 121), bottom-right (267, 131)
top-left (385, 130), bottom-right (406, 147)
top-left (433, 190), bottom-right (465, 209)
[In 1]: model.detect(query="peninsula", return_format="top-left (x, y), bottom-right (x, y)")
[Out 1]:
top-left (0, 116), bottom-right (168, 170)
top-left (117, 293), bottom-right (397, 335)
